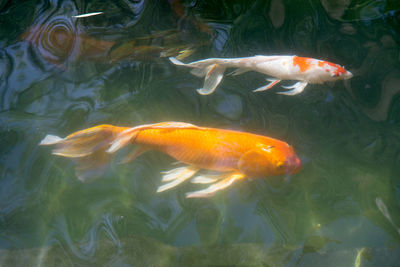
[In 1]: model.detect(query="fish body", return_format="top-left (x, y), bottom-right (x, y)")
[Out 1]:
top-left (40, 122), bottom-right (301, 197)
top-left (169, 55), bottom-right (353, 95)
top-left (133, 124), bottom-right (299, 175)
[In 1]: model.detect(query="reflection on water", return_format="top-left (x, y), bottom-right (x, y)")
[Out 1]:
top-left (1, 0), bottom-right (400, 266)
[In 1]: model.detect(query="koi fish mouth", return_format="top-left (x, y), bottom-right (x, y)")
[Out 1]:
top-left (287, 156), bottom-right (302, 174)
top-left (343, 70), bottom-right (353, 79)
top-left (332, 69), bottom-right (353, 79)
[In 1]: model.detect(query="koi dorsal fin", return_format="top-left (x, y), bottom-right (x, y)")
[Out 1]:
top-left (147, 122), bottom-right (200, 129)
top-left (107, 122), bottom-right (201, 153)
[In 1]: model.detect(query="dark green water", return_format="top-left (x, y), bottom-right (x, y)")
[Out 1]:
top-left (1, 0), bottom-right (400, 266)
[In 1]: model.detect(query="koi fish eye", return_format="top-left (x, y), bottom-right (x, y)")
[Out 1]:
top-left (276, 162), bottom-right (285, 171)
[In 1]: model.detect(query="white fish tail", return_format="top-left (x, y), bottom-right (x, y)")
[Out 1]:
top-left (169, 57), bottom-right (227, 95)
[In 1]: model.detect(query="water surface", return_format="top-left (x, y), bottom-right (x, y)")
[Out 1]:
top-left (1, 0), bottom-right (400, 266)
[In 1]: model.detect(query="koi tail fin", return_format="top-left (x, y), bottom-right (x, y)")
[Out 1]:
top-left (40, 125), bottom-right (137, 182)
top-left (169, 57), bottom-right (226, 95)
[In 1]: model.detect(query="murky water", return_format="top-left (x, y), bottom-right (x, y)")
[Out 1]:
top-left (1, 0), bottom-right (400, 266)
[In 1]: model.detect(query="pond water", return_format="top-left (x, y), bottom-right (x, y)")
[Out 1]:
top-left (1, 0), bottom-right (400, 266)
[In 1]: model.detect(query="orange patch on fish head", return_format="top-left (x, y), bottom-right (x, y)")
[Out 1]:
top-left (238, 143), bottom-right (301, 177)
top-left (293, 56), bottom-right (314, 72)
top-left (318, 60), bottom-right (352, 79)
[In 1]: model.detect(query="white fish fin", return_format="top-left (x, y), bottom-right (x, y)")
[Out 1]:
top-left (227, 68), bottom-right (249, 76)
top-left (278, 81), bottom-right (308, 95)
top-left (149, 122), bottom-right (199, 129)
top-left (106, 128), bottom-right (139, 153)
top-left (169, 57), bottom-right (187, 66)
top-left (157, 166), bottom-right (199, 192)
top-left (186, 173), bottom-right (245, 198)
top-left (161, 166), bottom-right (198, 182)
top-left (190, 68), bottom-right (208, 77)
top-left (40, 125), bottom-right (127, 181)
top-left (191, 175), bottom-right (220, 184)
top-left (197, 64), bottom-right (226, 95)
top-left (40, 135), bottom-right (63, 145)
top-left (52, 150), bottom-right (92, 158)
top-left (253, 79), bottom-right (281, 92)
top-left (43, 125), bottom-right (121, 158)
top-left (108, 122), bottom-right (201, 154)
top-left (107, 134), bottom-right (133, 153)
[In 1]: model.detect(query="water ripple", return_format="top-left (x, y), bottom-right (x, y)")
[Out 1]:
top-left (23, 16), bottom-right (78, 66)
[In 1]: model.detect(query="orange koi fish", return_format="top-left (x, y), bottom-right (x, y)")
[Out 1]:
top-left (40, 122), bottom-right (301, 198)
top-left (169, 55), bottom-right (353, 95)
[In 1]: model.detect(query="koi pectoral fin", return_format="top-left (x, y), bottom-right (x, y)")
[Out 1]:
top-left (253, 79), bottom-right (281, 92)
top-left (196, 64), bottom-right (226, 95)
top-left (157, 166), bottom-right (199, 193)
top-left (186, 173), bottom-right (245, 198)
top-left (161, 166), bottom-right (199, 182)
top-left (191, 174), bottom-right (220, 184)
top-left (277, 81), bottom-right (308, 95)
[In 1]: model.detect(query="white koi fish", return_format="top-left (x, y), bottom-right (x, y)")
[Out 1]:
top-left (169, 55), bottom-right (353, 95)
